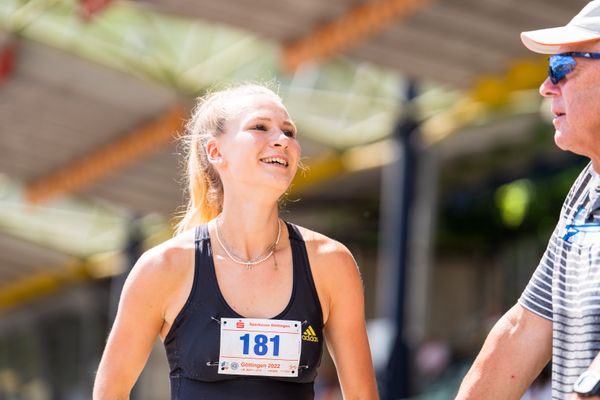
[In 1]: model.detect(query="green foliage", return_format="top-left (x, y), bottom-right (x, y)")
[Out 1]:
top-left (436, 156), bottom-right (587, 255)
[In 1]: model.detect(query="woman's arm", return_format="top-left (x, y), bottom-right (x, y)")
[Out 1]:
top-left (93, 248), bottom-right (178, 399)
top-left (314, 239), bottom-right (379, 400)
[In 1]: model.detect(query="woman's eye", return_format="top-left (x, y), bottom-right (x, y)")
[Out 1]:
top-left (284, 130), bottom-right (296, 138)
top-left (254, 124), bottom-right (267, 131)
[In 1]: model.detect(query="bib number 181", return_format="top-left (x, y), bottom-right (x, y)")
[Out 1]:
top-left (240, 333), bottom-right (280, 356)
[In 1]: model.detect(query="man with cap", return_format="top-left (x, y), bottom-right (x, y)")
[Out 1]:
top-left (456, 1), bottom-right (600, 399)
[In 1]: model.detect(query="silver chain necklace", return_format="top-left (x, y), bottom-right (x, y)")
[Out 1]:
top-left (214, 216), bottom-right (281, 270)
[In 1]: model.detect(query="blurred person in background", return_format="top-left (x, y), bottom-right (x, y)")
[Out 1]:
top-left (415, 339), bottom-right (451, 386)
top-left (457, 2), bottom-right (600, 399)
top-left (92, 83), bottom-right (378, 400)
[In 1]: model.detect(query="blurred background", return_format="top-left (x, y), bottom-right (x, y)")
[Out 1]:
top-left (0, 0), bottom-right (589, 399)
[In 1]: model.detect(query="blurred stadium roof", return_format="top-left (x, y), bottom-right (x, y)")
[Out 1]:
top-left (144, 0), bottom-right (578, 86)
top-left (0, 0), bottom-right (587, 308)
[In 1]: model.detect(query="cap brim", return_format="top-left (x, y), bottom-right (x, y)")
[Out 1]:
top-left (521, 26), bottom-right (600, 54)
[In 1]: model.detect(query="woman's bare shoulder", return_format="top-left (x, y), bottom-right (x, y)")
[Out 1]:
top-left (298, 222), bottom-right (360, 290)
top-left (125, 228), bottom-right (196, 292)
top-left (293, 224), bottom-right (362, 322)
top-left (294, 224), bottom-right (356, 268)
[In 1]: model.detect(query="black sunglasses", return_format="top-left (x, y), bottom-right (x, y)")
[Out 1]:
top-left (548, 52), bottom-right (600, 84)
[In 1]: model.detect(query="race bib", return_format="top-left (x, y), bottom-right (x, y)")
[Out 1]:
top-left (218, 318), bottom-right (302, 377)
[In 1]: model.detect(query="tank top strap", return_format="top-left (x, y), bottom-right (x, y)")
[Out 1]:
top-left (285, 221), bottom-right (324, 325)
top-left (164, 224), bottom-right (210, 347)
top-left (195, 223), bottom-right (210, 241)
top-left (188, 223), bottom-right (212, 304)
top-left (286, 221), bottom-right (304, 243)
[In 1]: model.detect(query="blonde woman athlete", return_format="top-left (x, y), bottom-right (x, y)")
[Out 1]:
top-left (93, 84), bottom-right (378, 400)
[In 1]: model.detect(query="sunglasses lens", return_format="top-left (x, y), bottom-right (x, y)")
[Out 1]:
top-left (549, 55), bottom-right (576, 84)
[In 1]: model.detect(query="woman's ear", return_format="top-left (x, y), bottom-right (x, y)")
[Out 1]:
top-left (206, 138), bottom-right (224, 165)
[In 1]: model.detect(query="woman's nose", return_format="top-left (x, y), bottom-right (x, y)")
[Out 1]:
top-left (272, 132), bottom-right (290, 148)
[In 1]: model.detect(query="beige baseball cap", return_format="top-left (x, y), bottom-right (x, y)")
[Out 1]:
top-left (521, 1), bottom-right (600, 54)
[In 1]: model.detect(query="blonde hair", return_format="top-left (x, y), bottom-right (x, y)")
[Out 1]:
top-left (176, 83), bottom-right (281, 234)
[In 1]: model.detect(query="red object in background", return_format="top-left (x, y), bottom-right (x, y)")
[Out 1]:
top-left (0, 41), bottom-right (16, 84)
top-left (78, 0), bottom-right (114, 20)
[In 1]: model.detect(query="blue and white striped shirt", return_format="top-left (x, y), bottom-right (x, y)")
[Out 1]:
top-left (519, 162), bottom-right (600, 400)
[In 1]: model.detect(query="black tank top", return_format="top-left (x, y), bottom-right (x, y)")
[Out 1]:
top-left (163, 222), bottom-right (324, 400)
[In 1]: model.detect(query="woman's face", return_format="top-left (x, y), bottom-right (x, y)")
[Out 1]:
top-left (211, 92), bottom-right (301, 196)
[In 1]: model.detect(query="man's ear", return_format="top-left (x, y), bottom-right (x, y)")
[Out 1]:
top-left (206, 138), bottom-right (224, 165)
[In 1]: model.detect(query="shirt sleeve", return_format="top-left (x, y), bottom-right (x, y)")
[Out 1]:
top-left (518, 227), bottom-right (558, 321)
top-left (519, 163), bottom-right (594, 321)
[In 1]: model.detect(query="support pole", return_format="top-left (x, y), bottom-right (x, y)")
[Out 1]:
top-left (378, 80), bottom-right (420, 399)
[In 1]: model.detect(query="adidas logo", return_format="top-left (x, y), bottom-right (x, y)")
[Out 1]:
top-left (302, 325), bottom-right (319, 342)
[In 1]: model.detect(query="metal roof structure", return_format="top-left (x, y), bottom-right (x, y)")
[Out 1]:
top-left (0, 0), bottom-right (587, 309)
top-left (144, 0), bottom-right (585, 86)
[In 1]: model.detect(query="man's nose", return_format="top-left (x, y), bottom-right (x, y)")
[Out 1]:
top-left (539, 77), bottom-right (560, 98)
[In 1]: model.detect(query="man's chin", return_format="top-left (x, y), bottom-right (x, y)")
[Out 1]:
top-left (554, 130), bottom-right (570, 151)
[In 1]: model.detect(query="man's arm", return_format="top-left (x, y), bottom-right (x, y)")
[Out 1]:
top-left (455, 303), bottom-right (552, 400)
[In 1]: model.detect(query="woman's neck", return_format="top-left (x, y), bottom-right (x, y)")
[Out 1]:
top-left (216, 197), bottom-right (281, 261)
